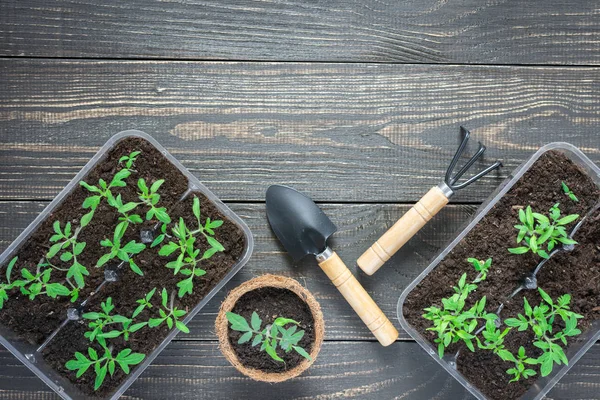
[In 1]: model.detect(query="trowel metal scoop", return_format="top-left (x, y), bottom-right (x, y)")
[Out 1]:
top-left (266, 185), bottom-right (398, 346)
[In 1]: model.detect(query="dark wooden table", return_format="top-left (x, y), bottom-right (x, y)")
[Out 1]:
top-left (1, 1), bottom-right (599, 398)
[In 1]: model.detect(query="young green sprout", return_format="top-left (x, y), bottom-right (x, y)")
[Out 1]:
top-left (46, 221), bottom-right (89, 290)
top-left (158, 197), bottom-right (224, 298)
top-left (0, 257), bottom-right (19, 309)
top-left (66, 347), bottom-right (145, 391)
top-left (80, 151), bottom-right (140, 227)
top-left (68, 295), bottom-right (147, 390)
top-left (132, 288), bottom-right (156, 318)
top-left (506, 346), bottom-right (538, 382)
top-left (107, 194), bottom-right (143, 226)
top-left (82, 297), bottom-right (147, 345)
top-left (508, 204), bottom-right (578, 259)
top-left (423, 258), bottom-right (498, 358)
top-left (504, 288), bottom-right (583, 377)
top-left (119, 151), bottom-right (141, 170)
top-left (18, 263), bottom-right (71, 301)
top-left (561, 182), bottom-right (579, 202)
top-left (96, 221), bottom-right (146, 275)
top-left (477, 320), bottom-right (537, 382)
top-left (226, 311), bottom-right (312, 362)
top-left (148, 288), bottom-right (189, 333)
top-left (137, 179), bottom-right (171, 224)
top-left (467, 258), bottom-right (491, 283)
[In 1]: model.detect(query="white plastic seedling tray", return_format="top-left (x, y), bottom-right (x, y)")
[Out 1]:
top-left (398, 142), bottom-right (600, 400)
top-left (0, 130), bottom-right (254, 399)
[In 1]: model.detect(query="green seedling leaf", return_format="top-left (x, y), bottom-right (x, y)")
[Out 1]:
top-left (274, 317), bottom-right (299, 327)
top-left (226, 312), bottom-right (251, 332)
top-left (251, 312), bottom-right (262, 331)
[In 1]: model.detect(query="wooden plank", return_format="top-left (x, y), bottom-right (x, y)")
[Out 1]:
top-left (1, 1), bottom-right (599, 65)
top-left (1, 341), bottom-right (599, 399)
top-left (0, 201), bottom-right (477, 341)
top-left (1, 60), bottom-right (600, 202)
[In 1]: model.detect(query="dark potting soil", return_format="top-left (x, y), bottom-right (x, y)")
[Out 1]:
top-left (0, 138), bottom-right (188, 344)
top-left (0, 137), bottom-right (246, 397)
top-left (403, 151), bottom-right (600, 400)
top-left (227, 287), bottom-right (316, 373)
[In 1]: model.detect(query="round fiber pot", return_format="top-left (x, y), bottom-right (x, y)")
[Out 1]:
top-left (215, 274), bottom-right (324, 382)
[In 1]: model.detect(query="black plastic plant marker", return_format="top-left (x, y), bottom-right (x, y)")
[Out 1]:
top-left (265, 184), bottom-right (399, 346)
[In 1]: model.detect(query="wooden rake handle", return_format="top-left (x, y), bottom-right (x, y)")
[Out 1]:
top-left (318, 250), bottom-right (398, 346)
top-left (357, 185), bottom-right (450, 276)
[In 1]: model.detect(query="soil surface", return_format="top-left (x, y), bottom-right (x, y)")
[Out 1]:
top-left (0, 137), bottom-right (246, 397)
top-left (403, 151), bottom-right (600, 400)
top-left (227, 287), bottom-right (315, 373)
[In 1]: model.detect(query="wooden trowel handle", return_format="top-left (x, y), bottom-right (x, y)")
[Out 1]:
top-left (357, 185), bottom-right (449, 276)
top-left (318, 250), bottom-right (398, 346)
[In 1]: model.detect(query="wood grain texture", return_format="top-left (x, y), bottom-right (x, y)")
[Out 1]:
top-left (2, 60), bottom-right (600, 202)
top-left (0, 201), bottom-right (477, 341)
top-left (1, 0), bottom-right (599, 65)
top-left (1, 341), bottom-right (600, 399)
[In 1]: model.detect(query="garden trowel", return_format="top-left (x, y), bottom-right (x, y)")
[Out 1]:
top-left (266, 184), bottom-right (398, 346)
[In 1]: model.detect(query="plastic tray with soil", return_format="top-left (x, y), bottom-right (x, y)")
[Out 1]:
top-left (0, 130), bottom-right (253, 399)
top-left (215, 275), bottom-right (324, 383)
top-left (398, 143), bottom-right (600, 400)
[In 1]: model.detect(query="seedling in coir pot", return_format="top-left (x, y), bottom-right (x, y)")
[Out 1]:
top-left (508, 203), bottom-right (579, 259)
top-left (226, 311), bottom-right (313, 362)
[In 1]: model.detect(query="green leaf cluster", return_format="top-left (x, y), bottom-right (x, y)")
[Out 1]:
top-left (504, 289), bottom-right (583, 377)
top-left (137, 178), bottom-right (171, 224)
top-left (107, 194), bottom-right (143, 225)
top-left (0, 257), bottom-right (19, 309)
top-left (0, 256), bottom-right (74, 306)
top-left (97, 221), bottom-right (146, 275)
top-left (1, 221), bottom-right (88, 305)
top-left (226, 311), bottom-right (312, 363)
top-left (47, 221), bottom-right (89, 290)
top-left (70, 286), bottom-right (190, 391)
top-left (119, 151), bottom-right (141, 170)
top-left (423, 259), bottom-right (497, 358)
top-left (508, 204), bottom-right (578, 259)
top-left (422, 257), bottom-right (584, 384)
top-left (66, 347), bottom-right (145, 391)
top-left (467, 258), bottom-right (491, 283)
top-left (132, 288), bottom-right (156, 318)
top-left (561, 181), bottom-right (579, 202)
top-left (83, 298), bottom-right (147, 345)
top-left (158, 197), bottom-right (224, 298)
top-left (477, 320), bottom-right (537, 382)
top-left (148, 288), bottom-right (189, 333)
top-left (80, 151), bottom-right (139, 227)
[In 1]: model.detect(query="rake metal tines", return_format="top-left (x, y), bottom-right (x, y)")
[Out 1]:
top-left (444, 127), bottom-right (503, 192)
